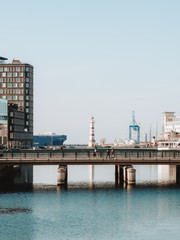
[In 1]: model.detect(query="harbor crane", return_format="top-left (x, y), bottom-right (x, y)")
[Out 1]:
top-left (129, 111), bottom-right (140, 144)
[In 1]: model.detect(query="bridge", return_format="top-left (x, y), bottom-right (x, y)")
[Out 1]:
top-left (1, 148), bottom-right (180, 165)
top-left (1, 148), bottom-right (180, 187)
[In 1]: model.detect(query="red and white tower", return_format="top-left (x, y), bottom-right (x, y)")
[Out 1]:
top-left (88, 116), bottom-right (95, 147)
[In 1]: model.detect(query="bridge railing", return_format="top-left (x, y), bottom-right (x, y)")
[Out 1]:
top-left (1, 148), bottom-right (180, 163)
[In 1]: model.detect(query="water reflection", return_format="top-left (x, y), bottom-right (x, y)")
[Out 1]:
top-left (33, 165), bottom-right (177, 189)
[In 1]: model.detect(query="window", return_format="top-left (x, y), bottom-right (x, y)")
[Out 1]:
top-left (4, 67), bottom-right (9, 72)
top-left (13, 96), bottom-right (17, 100)
top-left (7, 96), bottom-right (12, 100)
top-left (26, 102), bottom-right (29, 106)
top-left (16, 89), bottom-right (20, 94)
top-left (19, 83), bottom-right (23, 87)
top-left (2, 83), bottom-right (6, 88)
top-left (0, 78), bottom-right (3, 82)
top-left (13, 73), bottom-right (17, 77)
top-left (10, 89), bottom-right (12, 94)
top-left (26, 96), bottom-right (29, 100)
top-left (26, 83), bottom-right (29, 88)
top-left (13, 83), bottom-right (17, 87)
top-left (19, 96), bottom-right (23, 100)
top-left (26, 67), bottom-right (29, 72)
top-left (19, 73), bottom-right (23, 77)
top-left (0, 67), bottom-right (3, 72)
top-left (10, 133), bottom-right (13, 139)
top-left (7, 73), bottom-right (12, 77)
top-left (0, 89), bottom-right (3, 94)
top-left (7, 89), bottom-right (9, 94)
top-left (26, 108), bottom-right (29, 113)
top-left (2, 73), bottom-right (6, 77)
top-left (2, 96), bottom-right (6, 99)
top-left (16, 78), bottom-right (20, 82)
top-left (16, 67), bottom-right (20, 72)
top-left (26, 78), bottom-right (29, 82)
top-left (7, 83), bottom-right (12, 88)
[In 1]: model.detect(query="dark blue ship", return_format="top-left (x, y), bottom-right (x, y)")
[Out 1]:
top-left (33, 134), bottom-right (67, 146)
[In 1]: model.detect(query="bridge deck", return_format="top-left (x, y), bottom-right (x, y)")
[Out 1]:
top-left (0, 148), bottom-right (180, 165)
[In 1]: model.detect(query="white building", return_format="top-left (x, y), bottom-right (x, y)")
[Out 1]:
top-left (162, 112), bottom-right (180, 140)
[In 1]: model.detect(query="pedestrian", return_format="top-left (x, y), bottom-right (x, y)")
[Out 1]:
top-left (111, 148), bottom-right (115, 159)
top-left (106, 148), bottom-right (110, 159)
top-left (93, 145), bottom-right (97, 158)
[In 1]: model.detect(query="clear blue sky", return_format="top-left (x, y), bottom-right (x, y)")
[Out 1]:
top-left (1, 0), bottom-right (180, 143)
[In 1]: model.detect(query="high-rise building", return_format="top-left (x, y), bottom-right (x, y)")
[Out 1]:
top-left (0, 57), bottom-right (33, 147)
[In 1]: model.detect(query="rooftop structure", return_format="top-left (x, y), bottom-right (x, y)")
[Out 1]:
top-left (0, 57), bottom-right (8, 64)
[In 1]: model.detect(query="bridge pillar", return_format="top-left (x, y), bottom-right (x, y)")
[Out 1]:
top-left (176, 165), bottom-right (180, 185)
top-left (118, 165), bottom-right (124, 185)
top-left (123, 166), bottom-right (133, 183)
top-left (115, 165), bottom-right (119, 185)
top-left (127, 167), bottom-right (136, 185)
top-left (57, 165), bottom-right (68, 186)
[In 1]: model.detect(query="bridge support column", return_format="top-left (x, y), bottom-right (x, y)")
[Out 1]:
top-left (115, 165), bottom-right (118, 185)
top-left (127, 167), bottom-right (136, 185)
top-left (176, 165), bottom-right (180, 185)
top-left (123, 166), bottom-right (132, 182)
top-left (118, 165), bottom-right (124, 185)
top-left (57, 165), bottom-right (68, 186)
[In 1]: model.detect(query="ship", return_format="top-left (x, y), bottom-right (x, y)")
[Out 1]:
top-left (33, 133), bottom-right (67, 146)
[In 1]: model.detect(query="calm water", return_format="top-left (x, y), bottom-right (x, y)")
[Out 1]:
top-left (0, 165), bottom-right (180, 240)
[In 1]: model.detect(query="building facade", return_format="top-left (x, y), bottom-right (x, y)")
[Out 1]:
top-left (0, 58), bottom-right (33, 147)
top-left (161, 112), bottom-right (180, 140)
top-left (0, 98), bottom-right (8, 145)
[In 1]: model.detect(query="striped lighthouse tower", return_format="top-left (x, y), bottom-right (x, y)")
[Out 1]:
top-left (88, 116), bottom-right (95, 147)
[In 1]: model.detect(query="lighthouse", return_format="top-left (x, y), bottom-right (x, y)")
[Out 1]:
top-left (88, 116), bottom-right (95, 147)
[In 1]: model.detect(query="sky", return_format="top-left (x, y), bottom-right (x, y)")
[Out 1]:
top-left (1, 0), bottom-right (180, 144)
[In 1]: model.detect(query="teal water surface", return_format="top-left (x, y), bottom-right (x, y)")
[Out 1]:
top-left (0, 165), bottom-right (180, 240)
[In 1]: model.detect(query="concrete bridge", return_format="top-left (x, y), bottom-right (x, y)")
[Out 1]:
top-left (1, 148), bottom-right (180, 187)
top-left (1, 148), bottom-right (180, 165)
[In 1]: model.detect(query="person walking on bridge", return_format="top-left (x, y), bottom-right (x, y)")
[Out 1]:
top-left (106, 148), bottom-right (110, 159)
top-left (111, 148), bottom-right (115, 160)
top-left (93, 146), bottom-right (97, 158)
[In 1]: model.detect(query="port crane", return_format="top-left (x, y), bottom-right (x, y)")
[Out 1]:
top-left (129, 111), bottom-right (140, 144)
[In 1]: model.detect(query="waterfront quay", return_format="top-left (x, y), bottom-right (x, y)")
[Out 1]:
top-left (1, 148), bottom-right (180, 187)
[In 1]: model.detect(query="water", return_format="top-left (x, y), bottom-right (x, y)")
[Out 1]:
top-left (0, 165), bottom-right (180, 240)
